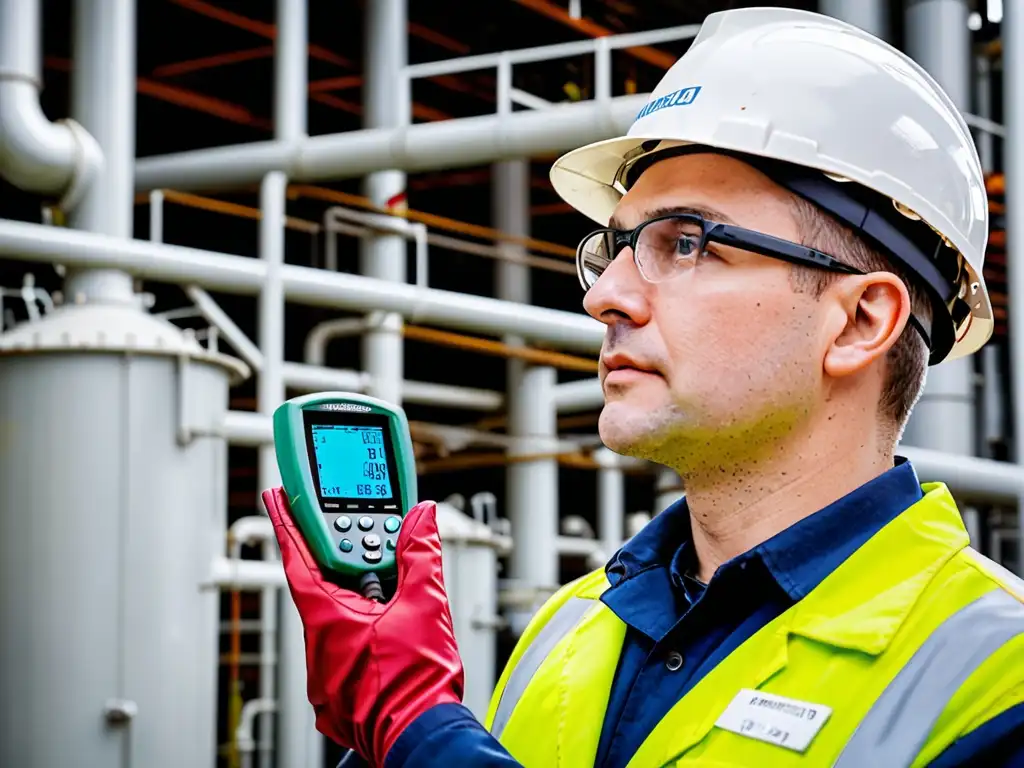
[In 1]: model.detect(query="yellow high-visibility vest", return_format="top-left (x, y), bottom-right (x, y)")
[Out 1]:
top-left (484, 483), bottom-right (1024, 767)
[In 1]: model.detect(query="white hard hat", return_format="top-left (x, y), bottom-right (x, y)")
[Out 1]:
top-left (550, 7), bottom-right (991, 364)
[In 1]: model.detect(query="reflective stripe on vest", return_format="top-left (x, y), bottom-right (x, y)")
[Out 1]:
top-left (490, 596), bottom-right (595, 740)
top-left (834, 587), bottom-right (1024, 767)
top-left (490, 587), bottom-right (1024, 764)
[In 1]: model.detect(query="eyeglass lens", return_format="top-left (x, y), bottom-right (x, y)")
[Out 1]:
top-left (578, 216), bottom-right (705, 289)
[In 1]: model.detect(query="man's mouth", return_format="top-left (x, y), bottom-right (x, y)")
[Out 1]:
top-left (602, 353), bottom-right (660, 381)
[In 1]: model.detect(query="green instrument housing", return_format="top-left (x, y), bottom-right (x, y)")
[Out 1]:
top-left (272, 392), bottom-right (418, 578)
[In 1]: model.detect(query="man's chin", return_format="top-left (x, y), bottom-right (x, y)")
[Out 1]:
top-left (598, 401), bottom-right (669, 460)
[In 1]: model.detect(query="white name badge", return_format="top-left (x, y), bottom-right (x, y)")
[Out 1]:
top-left (714, 689), bottom-right (832, 753)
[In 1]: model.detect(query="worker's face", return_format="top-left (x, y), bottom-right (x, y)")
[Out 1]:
top-left (583, 153), bottom-right (827, 471)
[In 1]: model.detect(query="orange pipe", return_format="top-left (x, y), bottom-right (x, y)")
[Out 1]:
top-left (403, 324), bottom-right (598, 372)
top-left (158, 189), bottom-right (320, 234)
top-left (291, 184), bottom-right (576, 259)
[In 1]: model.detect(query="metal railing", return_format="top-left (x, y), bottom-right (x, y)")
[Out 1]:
top-left (405, 24), bottom-right (702, 113)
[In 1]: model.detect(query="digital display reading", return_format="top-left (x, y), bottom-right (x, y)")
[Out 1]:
top-left (311, 424), bottom-right (393, 499)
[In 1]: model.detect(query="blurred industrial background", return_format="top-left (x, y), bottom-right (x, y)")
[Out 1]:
top-left (0, 0), bottom-right (1019, 766)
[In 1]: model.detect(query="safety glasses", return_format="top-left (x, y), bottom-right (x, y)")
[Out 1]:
top-left (576, 212), bottom-right (931, 347)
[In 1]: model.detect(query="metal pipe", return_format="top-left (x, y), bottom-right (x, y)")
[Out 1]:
top-left (1003, 0), bottom-right (1024, 571)
top-left (264, 2), bottom-right (313, 766)
top-left (507, 366), bottom-right (560, 632)
top-left (0, 0), bottom-right (101, 205)
top-left (258, 538), bottom-right (279, 768)
top-left (281, 261), bottom-right (604, 352)
top-left (63, 0), bottom-right (136, 306)
top-left (819, 0), bottom-right (889, 39)
top-left (902, 0), bottom-right (978, 462)
top-left (655, 468), bottom-right (684, 514)
top-left (257, 173), bottom-right (288, 489)
top-left (360, 0), bottom-right (409, 407)
top-left (230, 516), bottom-right (275, 547)
top-left (237, 698), bottom-right (278, 768)
top-left (186, 285), bottom-right (265, 372)
top-left (900, 446), bottom-right (1023, 506)
top-left (133, 94), bottom-right (648, 192)
top-left (974, 53), bottom-right (995, 173)
top-left (150, 190), bottom-right (165, 243)
top-left (206, 557), bottom-right (287, 590)
top-left (256, 171), bottom-right (288, 768)
top-left (225, 513), bottom-right (281, 768)
top-left (222, 411), bottom-right (276, 448)
top-left (284, 362), bottom-right (505, 411)
top-left (0, 219), bottom-right (605, 352)
top-left (595, 447), bottom-right (625, 559)
top-left (553, 377), bottom-right (604, 413)
top-left (981, 345), bottom-right (1006, 458)
top-left (556, 535), bottom-right (604, 559)
top-left (303, 314), bottom-right (379, 364)
top-left (283, 361), bottom-right (368, 393)
top-left (494, 157), bottom-right (557, 635)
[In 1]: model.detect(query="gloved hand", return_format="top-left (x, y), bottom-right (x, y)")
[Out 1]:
top-left (262, 488), bottom-right (465, 766)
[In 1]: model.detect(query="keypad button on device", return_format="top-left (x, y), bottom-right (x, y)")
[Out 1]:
top-left (362, 534), bottom-right (381, 550)
top-left (358, 516), bottom-right (374, 531)
top-left (363, 549), bottom-right (382, 563)
top-left (334, 515), bottom-right (352, 532)
top-left (385, 539), bottom-right (396, 551)
top-left (338, 539), bottom-right (354, 553)
top-left (384, 516), bottom-right (401, 534)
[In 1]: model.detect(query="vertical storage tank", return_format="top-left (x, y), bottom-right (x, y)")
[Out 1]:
top-left (0, 302), bottom-right (248, 768)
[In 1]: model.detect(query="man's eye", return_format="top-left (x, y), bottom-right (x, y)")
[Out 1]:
top-left (676, 235), bottom-right (699, 255)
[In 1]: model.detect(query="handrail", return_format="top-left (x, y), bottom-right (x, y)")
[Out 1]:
top-left (135, 185), bottom-right (580, 282)
top-left (402, 24), bottom-right (701, 80)
top-left (135, 189), bottom-right (320, 234)
top-left (291, 184), bottom-right (576, 259)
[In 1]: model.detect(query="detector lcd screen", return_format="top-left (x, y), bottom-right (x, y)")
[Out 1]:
top-left (303, 410), bottom-right (401, 507)
top-left (310, 424), bottom-right (393, 499)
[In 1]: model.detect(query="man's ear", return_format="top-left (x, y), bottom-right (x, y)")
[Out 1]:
top-left (823, 272), bottom-right (911, 378)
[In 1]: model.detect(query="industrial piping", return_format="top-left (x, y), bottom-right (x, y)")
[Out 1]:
top-left (0, 218), bottom-right (605, 352)
top-left (0, 0), bottom-right (102, 207)
top-left (133, 94), bottom-right (648, 192)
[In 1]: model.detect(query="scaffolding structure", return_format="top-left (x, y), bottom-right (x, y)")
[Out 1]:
top-left (0, 1), bottom-right (1022, 767)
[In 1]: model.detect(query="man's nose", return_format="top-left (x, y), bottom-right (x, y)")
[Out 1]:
top-left (582, 248), bottom-right (651, 327)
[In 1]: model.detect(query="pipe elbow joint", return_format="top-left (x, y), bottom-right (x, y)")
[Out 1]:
top-left (0, 81), bottom-right (103, 210)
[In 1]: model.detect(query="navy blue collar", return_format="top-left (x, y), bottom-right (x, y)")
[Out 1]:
top-left (602, 458), bottom-right (924, 642)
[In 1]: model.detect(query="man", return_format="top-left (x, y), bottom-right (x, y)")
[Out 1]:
top-left (263, 7), bottom-right (1024, 767)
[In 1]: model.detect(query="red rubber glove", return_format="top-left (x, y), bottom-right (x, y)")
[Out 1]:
top-left (262, 488), bottom-right (465, 766)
